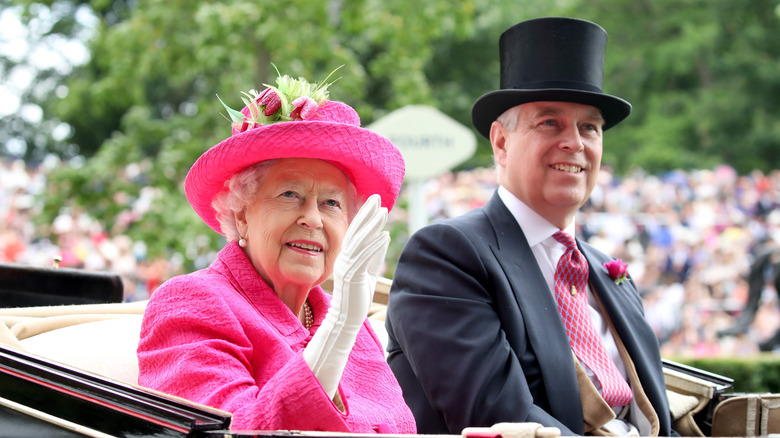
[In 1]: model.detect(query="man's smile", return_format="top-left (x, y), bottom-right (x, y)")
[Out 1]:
top-left (551, 163), bottom-right (584, 173)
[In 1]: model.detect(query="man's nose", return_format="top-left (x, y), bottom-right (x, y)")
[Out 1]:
top-left (558, 126), bottom-right (585, 152)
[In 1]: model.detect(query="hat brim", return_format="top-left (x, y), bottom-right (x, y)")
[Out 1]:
top-left (185, 121), bottom-right (405, 234)
top-left (471, 89), bottom-right (632, 139)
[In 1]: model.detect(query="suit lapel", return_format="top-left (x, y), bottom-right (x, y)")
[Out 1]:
top-left (483, 195), bottom-right (584, 433)
top-left (578, 242), bottom-right (648, 358)
top-left (579, 240), bottom-right (671, 436)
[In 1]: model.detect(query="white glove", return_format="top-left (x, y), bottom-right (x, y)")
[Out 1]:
top-left (303, 194), bottom-right (390, 399)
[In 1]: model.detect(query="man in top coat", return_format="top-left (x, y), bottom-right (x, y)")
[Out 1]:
top-left (386, 17), bottom-right (674, 436)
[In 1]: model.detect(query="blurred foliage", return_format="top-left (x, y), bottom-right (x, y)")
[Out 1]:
top-left (8, 0), bottom-right (486, 269)
top-left (675, 355), bottom-right (780, 393)
top-left (4, 0), bottom-right (780, 270)
top-left (568, 0), bottom-right (780, 174)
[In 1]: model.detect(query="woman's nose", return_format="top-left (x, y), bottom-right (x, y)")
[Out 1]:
top-left (297, 199), bottom-right (323, 229)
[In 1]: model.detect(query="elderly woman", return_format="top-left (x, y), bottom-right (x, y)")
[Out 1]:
top-left (136, 71), bottom-right (415, 433)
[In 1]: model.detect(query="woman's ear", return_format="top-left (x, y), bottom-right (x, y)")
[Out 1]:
top-left (235, 209), bottom-right (249, 238)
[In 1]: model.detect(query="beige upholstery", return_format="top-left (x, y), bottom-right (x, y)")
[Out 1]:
top-left (0, 301), bottom-right (148, 384)
top-left (0, 279), bottom-right (392, 386)
top-left (0, 274), bottom-right (717, 435)
top-left (20, 315), bottom-right (143, 384)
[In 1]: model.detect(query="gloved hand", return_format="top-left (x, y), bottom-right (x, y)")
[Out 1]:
top-left (303, 194), bottom-right (390, 399)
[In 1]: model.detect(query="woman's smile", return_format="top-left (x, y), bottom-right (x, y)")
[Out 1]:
top-left (285, 240), bottom-right (324, 254)
top-left (237, 158), bottom-right (350, 298)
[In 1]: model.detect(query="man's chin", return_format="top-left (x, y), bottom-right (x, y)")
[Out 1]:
top-left (546, 193), bottom-right (589, 210)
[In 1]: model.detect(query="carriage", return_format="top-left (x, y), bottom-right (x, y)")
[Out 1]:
top-left (0, 261), bottom-right (774, 437)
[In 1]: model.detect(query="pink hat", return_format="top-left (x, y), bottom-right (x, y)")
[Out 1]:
top-left (185, 71), bottom-right (405, 235)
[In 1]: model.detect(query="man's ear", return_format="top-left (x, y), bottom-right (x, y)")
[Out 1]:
top-left (490, 121), bottom-right (509, 168)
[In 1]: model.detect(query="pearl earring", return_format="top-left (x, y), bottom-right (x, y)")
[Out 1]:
top-left (238, 237), bottom-right (247, 248)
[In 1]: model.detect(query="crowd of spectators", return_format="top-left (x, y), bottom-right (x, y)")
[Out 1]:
top-left (2, 157), bottom-right (779, 358)
top-left (0, 157), bottom-right (182, 302)
top-left (397, 164), bottom-right (780, 358)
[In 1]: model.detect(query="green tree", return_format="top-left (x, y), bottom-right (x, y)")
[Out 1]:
top-left (20, 0), bottom-right (485, 269)
top-left (10, 0), bottom-right (780, 271)
top-left (567, 0), bottom-right (780, 173)
top-left (0, 0), bottom-right (104, 160)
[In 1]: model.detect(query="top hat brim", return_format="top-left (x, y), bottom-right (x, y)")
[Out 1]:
top-left (471, 88), bottom-right (632, 139)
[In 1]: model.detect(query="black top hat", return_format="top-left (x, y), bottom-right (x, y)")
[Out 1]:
top-left (471, 17), bottom-right (632, 138)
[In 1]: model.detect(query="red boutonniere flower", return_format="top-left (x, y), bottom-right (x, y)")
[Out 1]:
top-left (603, 259), bottom-right (629, 285)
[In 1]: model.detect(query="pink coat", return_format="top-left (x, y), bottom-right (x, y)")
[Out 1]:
top-left (137, 242), bottom-right (416, 433)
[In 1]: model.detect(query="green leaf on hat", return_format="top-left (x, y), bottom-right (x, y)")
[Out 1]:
top-left (217, 94), bottom-right (246, 123)
top-left (219, 64), bottom-right (345, 129)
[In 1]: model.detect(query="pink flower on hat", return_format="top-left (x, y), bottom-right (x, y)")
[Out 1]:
top-left (233, 119), bottom-right (250, 134)
top-left (257, 88), bottom-right (282, 116)
top-left (290, 96), bottom-right (318, 120)
top-left (603, 259), bottom-right (629, 285)
top-left (219, 65), bottom-right (343, 132)
top-left (189, 65), bottom-right (405, 235)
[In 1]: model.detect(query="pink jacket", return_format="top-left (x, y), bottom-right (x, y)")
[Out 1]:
top-left (137, 242), bottom-right (416, 433)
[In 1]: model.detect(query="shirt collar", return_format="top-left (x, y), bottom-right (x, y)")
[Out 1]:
top-left (214, 241), bottom-right (328, 339)
top-left (497, 185), bottom-right (577, 247)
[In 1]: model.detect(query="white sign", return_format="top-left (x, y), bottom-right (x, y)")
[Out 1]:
top-left (368, 105), bottom-right (476, 180)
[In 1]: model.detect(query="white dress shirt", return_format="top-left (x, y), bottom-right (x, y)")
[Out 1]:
top-left (497, 186), bottom-right (644, 435)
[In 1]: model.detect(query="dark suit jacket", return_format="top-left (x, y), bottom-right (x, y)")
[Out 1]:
top-left (386, 193), bottom-right (672, 436)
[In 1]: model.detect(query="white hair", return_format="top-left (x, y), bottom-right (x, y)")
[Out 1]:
top-left (212, 159), bottom-right (360, 242)
top-left (496, 105), bottom-right (521, 132)
top-left (491, 105), bottom-right (523, 186)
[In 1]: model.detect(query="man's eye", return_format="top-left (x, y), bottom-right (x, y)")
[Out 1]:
top-left (583, 123), bottom-right (602, 133)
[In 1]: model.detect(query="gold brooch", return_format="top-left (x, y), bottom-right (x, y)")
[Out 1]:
top-left (570, 285), bottom-right (577, 296)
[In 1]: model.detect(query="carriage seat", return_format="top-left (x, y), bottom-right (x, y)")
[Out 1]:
top-left (0, 277), bottom-right (392, 386)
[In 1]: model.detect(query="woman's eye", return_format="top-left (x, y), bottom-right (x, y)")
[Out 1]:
top-left (325, 199), bottom-right (341, 208)
top-left (281, 190), bottom-right (296, 198)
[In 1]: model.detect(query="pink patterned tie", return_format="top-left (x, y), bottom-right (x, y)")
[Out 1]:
top-left (552, 231), bottom-right (633, 407)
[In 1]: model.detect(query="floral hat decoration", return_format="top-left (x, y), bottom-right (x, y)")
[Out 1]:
top-left (185, 66), bottom-right (406, 235)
